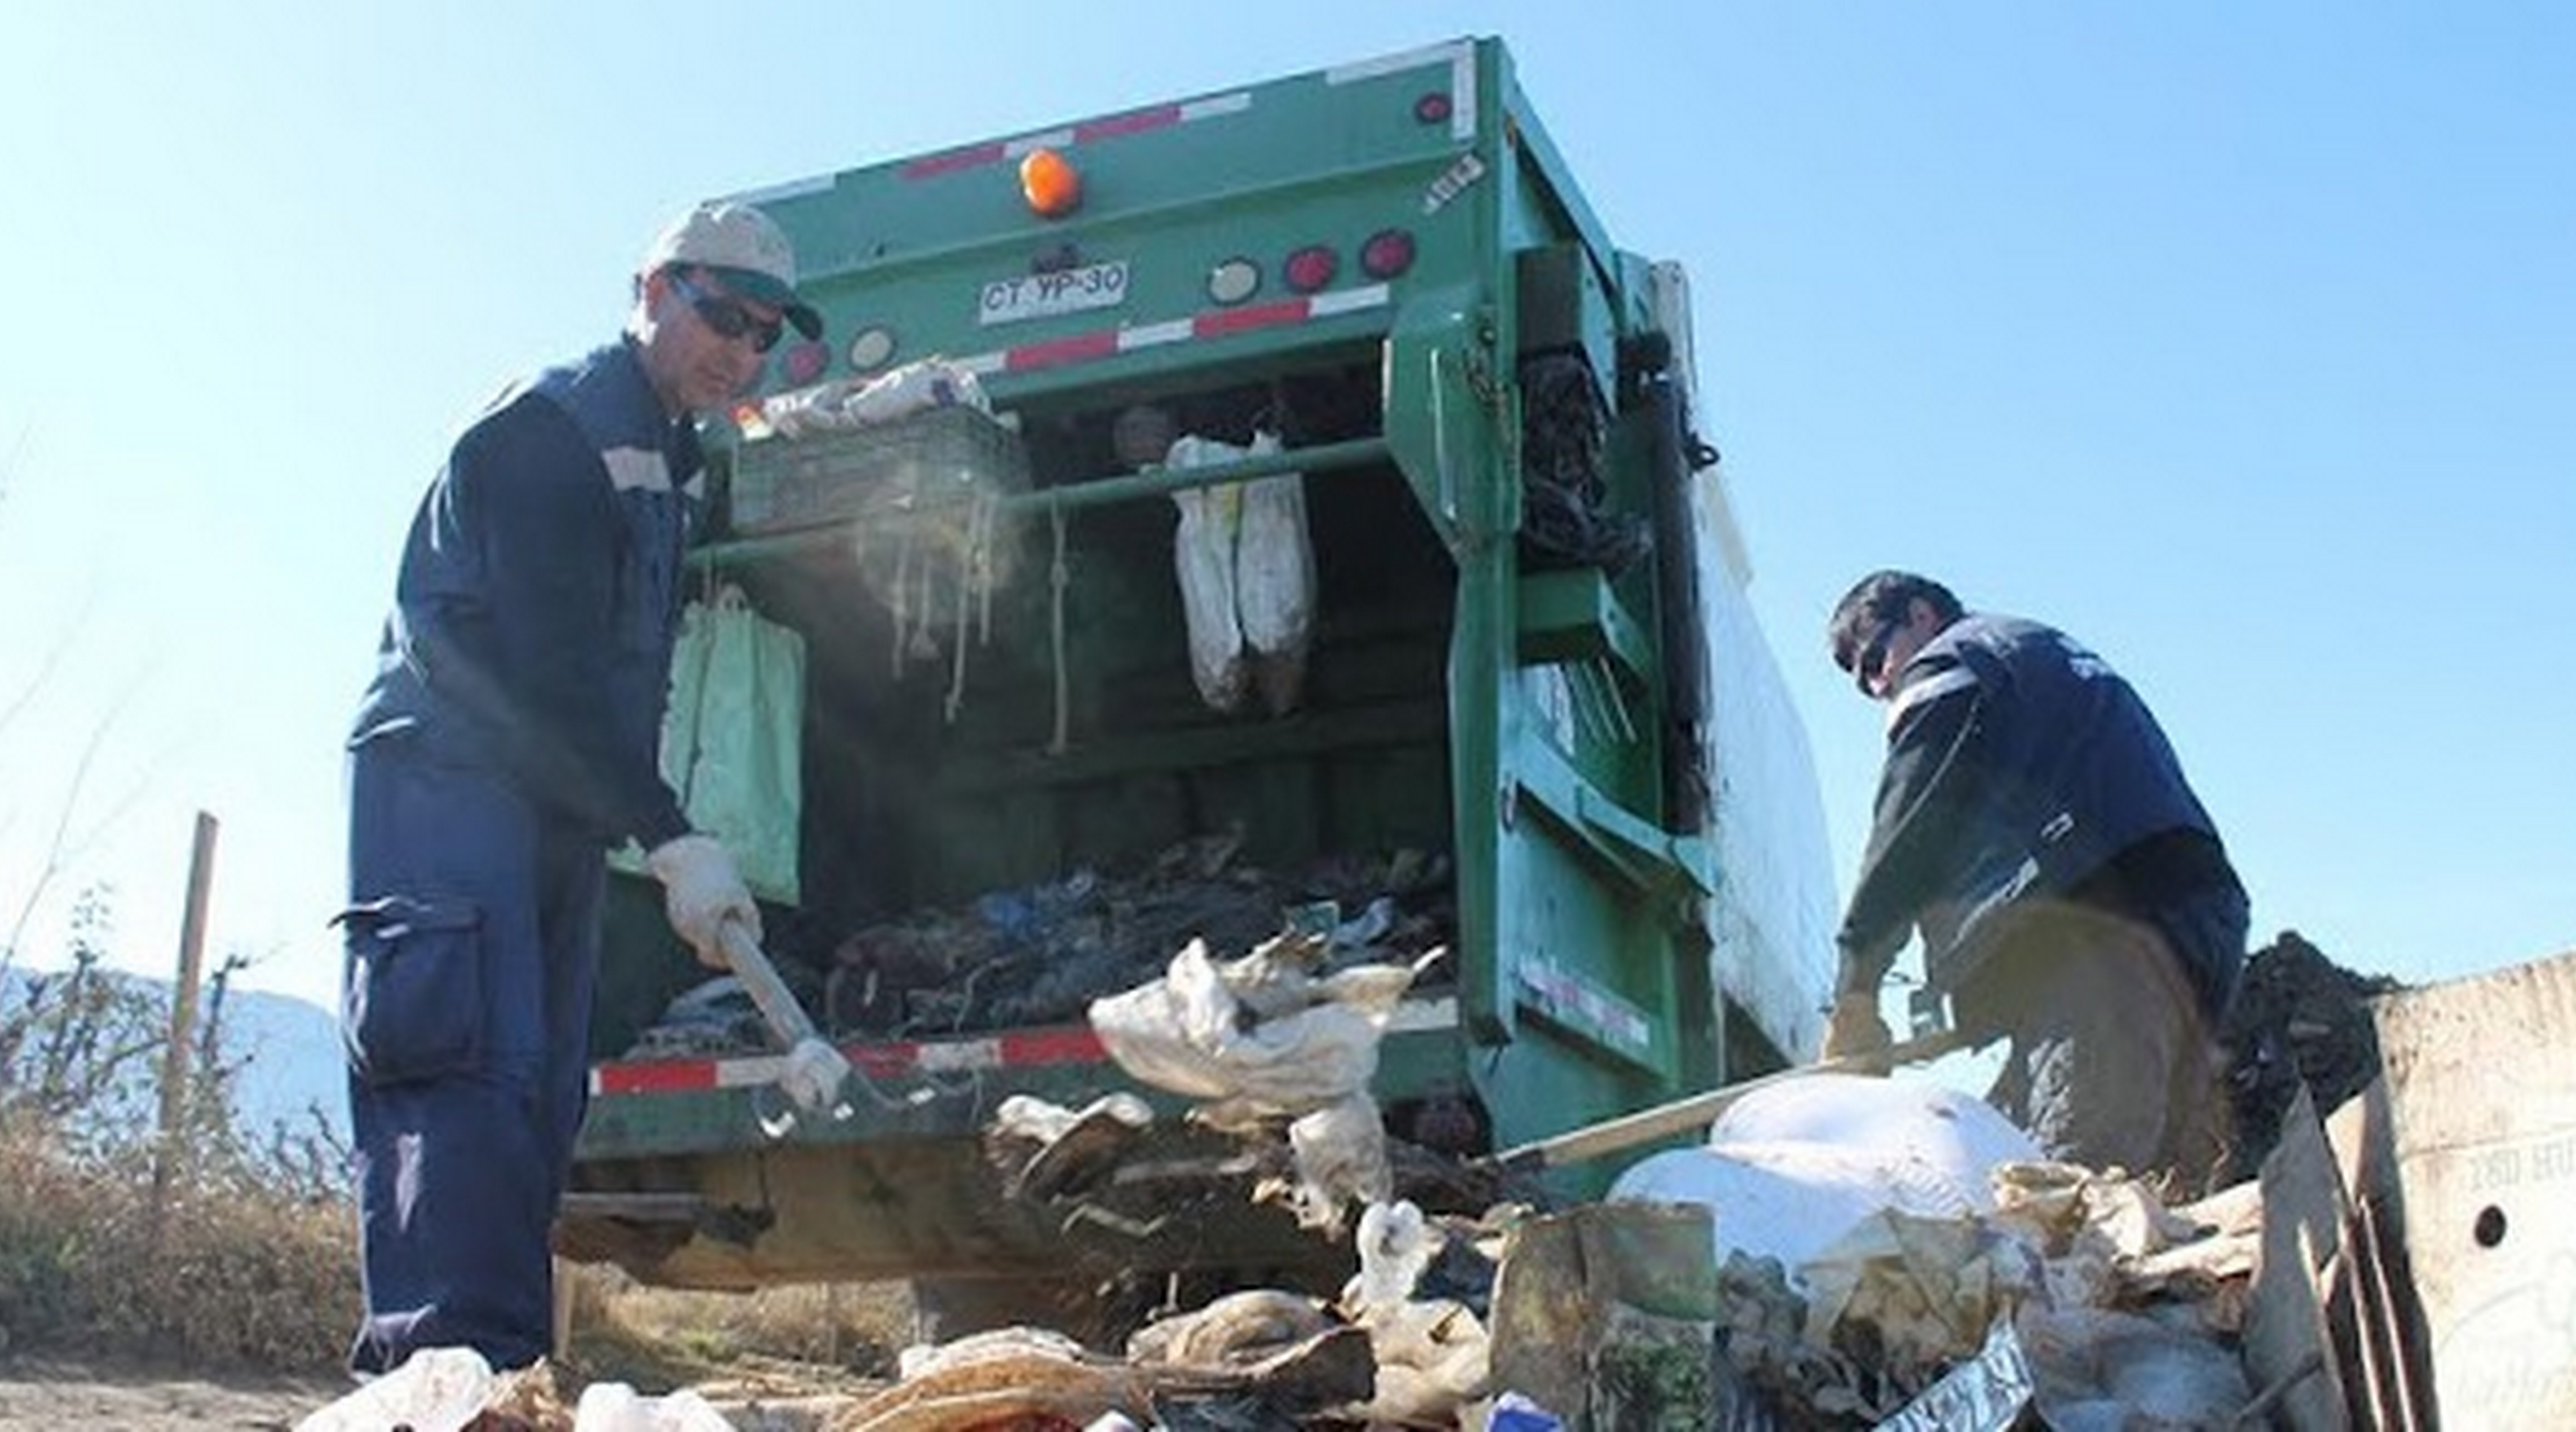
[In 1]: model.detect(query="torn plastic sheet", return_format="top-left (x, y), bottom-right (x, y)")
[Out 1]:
top-left (1338, 1201), bottom-right (1492, 1425)
top-left (1087, 937), bottom-right (1423, 1115)
top-left (1799, 1208), bottom-right (2045, 1373)
top-left (1871, 1315), bottom-right (2032, 1432)
top-left (1089, 938), bottom-right (1430, 1228)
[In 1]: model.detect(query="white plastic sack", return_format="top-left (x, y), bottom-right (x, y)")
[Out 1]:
top-left (574, 1382), bottom-right (733, 1431)
top-left (1609, 1074), bottom-right (2038, 1280)
top-left (1286, 1091), bottom-right (1395, 1222)
top-left (1168, 432), bottom-right (1314, 715)
top-left (758, 356), bottom-right (990, 439)
top-left (1709, 1072), bottom-right (2038, 1187)
top-left (1086, 938), bottom-right (1393, 1117)
top-left (294, 1346), bottom-right (493, 1432)
top-left (1169, 478), bottom-right (1247, 712)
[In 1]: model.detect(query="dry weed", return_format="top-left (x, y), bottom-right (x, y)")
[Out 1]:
top-left (0, 1113), bottom-right (353, 1368)
top-left (562, 1262), bottom-right (913, 1384)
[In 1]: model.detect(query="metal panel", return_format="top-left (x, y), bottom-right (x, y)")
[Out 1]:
top-left (2360, 948), bottom-right (2576, 1426)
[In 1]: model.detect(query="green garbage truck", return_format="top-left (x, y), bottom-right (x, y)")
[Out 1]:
top-left (560, 36), bottom-right (1840, 1329)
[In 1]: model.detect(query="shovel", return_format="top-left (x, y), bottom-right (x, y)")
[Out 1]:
top-left (715, 918), bottom-right (857, 1126)
top-left (1477, 1025), bottom-right (1972, 1176)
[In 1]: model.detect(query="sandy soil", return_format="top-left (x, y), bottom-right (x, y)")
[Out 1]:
top-left (0, 1356), bottom-right (347, 1430)
top-left (0, 1352), bottom-right (888, 1431)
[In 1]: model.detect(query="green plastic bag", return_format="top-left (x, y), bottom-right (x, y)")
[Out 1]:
top-left (612, 585), bottom-right (806, 904)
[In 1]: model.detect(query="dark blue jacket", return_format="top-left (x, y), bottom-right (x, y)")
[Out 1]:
top-left (1836, 613), bottom-right (2242, 1014)
top-left (351, 339), bottom-right (700, 849)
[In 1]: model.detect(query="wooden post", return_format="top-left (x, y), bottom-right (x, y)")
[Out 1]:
top-left (154, 811), bottom-right (219, 1206)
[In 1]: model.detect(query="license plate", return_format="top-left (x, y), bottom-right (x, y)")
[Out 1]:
top-left (978, 261), bottom-right (1130, 326)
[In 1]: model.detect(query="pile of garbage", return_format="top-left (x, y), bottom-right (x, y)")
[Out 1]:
top-left (568, 909), bottom-right (2402, 1429)
top-left (2216, 929), bottom-right (2401, 1186)
top-left (821, 835), bottom-right (1455, 1039)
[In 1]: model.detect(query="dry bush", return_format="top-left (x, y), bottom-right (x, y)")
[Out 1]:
top-left (0, 1111), bottom-right (355, 1367)
top-left (562, 1262), bottom-right (912, 1382)
top-left (1, 916), bottom-right (359, 1371)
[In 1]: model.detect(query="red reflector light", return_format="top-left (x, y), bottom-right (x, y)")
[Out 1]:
top-left (1282, 244), bottom-right (1338, 294)
top-left (1359, 228), bottom-right (1416, 281)
top-left (781, 340), bottom-right (830, 386)
top-left (1414, 92), bottom-right (1453, 126)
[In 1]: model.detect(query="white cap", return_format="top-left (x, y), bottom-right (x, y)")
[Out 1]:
top-left (639, 201), bottom-right (822, 340)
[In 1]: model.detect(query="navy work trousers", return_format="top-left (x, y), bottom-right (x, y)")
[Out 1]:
top-left (340, 734), bottom-right (604, 1375)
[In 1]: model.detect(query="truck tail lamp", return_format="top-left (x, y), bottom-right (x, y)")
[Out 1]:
top-left (1019, 147), bottom-right (1082, 218)
top-left (846, 325), bottom-right (897, 374)
top-left (1208, 257), bottom-right (1261, 305)
top-left (1359, 228), bottom-right (1416, 280)
top-left (781, 340), bottom-right (831, 387)
top-left (1283, 244), bottom-right (1339, 294)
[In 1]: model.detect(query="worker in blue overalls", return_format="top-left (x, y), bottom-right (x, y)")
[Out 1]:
top-left (339, 201), bottom-right (822, 1376)
top-left (1821, 570), bottom-right (2247, 1196)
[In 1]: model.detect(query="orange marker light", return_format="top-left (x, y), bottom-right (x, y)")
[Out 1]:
top-left (1019, 147), bottom-right (1082, 218)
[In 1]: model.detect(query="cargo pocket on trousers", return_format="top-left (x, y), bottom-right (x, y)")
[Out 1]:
top-left (335, 895), bottom-right (487, 1086)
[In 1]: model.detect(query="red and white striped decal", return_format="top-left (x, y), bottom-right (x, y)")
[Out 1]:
top-left (953, 282), bottom-right (1390, 379)
top-left (590, 1025), bottom-right (1107, 1098)
top-left (589, 996), bottom-right (1459, 1098)
top-left (902, 92), bottom-right (1255, 180)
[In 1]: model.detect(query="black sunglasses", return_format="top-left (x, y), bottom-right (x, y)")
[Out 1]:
top-left (670, 270), bottom-right (786, 354)
top-left (1852, 615), bottom-right (1906, 694)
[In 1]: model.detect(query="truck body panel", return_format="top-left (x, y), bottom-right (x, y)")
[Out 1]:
top-left (567, 36), bottom-right (1837, 1294)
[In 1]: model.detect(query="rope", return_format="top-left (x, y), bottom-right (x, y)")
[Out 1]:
top-left (1049, 498), bottom-right (1070, 755)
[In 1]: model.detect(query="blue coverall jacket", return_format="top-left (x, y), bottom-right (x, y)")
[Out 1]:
top-left (1836, 613), bottom-right (2246, 1020)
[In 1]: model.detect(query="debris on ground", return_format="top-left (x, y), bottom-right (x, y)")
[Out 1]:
top-left (545, 911), bottom-right (2414, 1429)
top-left (2216, 929), bottom-right (2401, 1185)
top-left (1089, 926), bottom-right (1444, 1232)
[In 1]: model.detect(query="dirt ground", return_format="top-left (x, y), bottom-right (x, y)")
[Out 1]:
top-left (0, 1355), bottom-right (347, 1431)
top-left (0, 1356), bottom-right (882, 1430)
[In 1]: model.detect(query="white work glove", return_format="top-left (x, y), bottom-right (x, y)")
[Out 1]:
top-left (646, 833), bottom-right (761, 970)
top-left (1820, 990), bottom-right (1894, 1071)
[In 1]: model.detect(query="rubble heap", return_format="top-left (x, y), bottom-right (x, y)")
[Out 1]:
top-left (2216, 930), bottom-right (2402, 1186)
top-left (823, 835), bottom-right (1456, 1039)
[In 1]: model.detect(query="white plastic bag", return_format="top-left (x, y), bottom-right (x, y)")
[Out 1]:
top-left (1086, 938), bottom-right (1389, 1115)
top-left (574, 1382), bottom-right (733, 1431)
top-left (1609, 1074), bottom-right (2039, 1279)
top-left (758, 356), bottom-right (990, 438)
top-left (1167, 432), bottom-right (1314, 714)
top-left (293, 1346), bottom-right (493, 1432)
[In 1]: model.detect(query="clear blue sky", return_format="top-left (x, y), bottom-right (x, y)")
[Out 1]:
top-left (2, 2), bottom-right (2568, 1016)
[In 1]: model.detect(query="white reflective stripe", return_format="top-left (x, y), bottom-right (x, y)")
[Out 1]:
top-left (1002, 127), bottom-right (1079, 159)
top-left (1118, 318), bottom-right (1195, 350)
top-left (1327, 39), bottom-right (1469, 86)
top-left (601, 446), bottom-right (673, 493)
top-left (1448, 40), bottom-right (1477, 140)
top-left (1179, 92), bottom-right (1251, 122)
top-left (915, 1038), bottom-right (1003, 1073)
top-left (1309, 283), bottom-right (1391, 316)
top-left (1886, 666), bottom-right (1979, 731)
top-left (713, 1055), bottom-right (784, 1089)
